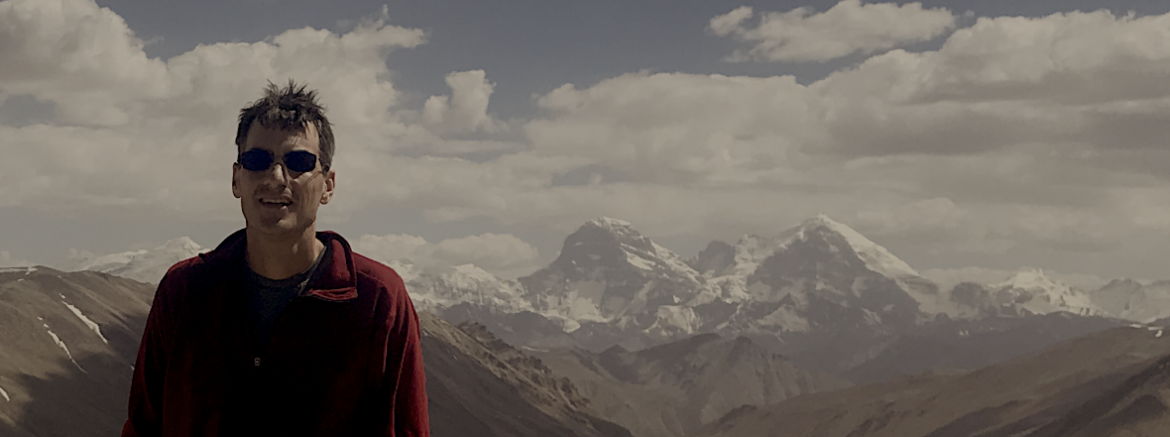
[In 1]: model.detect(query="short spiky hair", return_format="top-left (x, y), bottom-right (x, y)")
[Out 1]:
top-left (235, 79), bottom-right (335, 171)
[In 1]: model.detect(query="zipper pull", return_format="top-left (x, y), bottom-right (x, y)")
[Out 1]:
top-left (254, 357), bottom-right (261, 367)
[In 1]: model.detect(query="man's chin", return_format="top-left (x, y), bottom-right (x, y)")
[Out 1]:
top-left (247, 217), bottom-right (307, 237)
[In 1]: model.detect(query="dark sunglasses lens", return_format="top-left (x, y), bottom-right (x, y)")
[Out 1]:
top-left (284, 151), bottom-right (318, 173)
top-left (239, 149), bottom-right (273, 171)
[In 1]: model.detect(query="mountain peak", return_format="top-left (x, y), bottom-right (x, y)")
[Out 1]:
top-left (998, 267), bottom-right (1060, 290)
top-left (587, 216), bottom-right (635, 232)
top-left (794, 214), bottom-right (920, 279)
top-left (160, 236), bottom-right (203, 252)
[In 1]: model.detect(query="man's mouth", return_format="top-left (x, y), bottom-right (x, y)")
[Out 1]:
top-left (259, 198), bottom-right (293, 207)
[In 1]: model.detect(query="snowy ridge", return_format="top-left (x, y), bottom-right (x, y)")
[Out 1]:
top-left (589, 216), bottom-right (635, 232)
top-left (61, 237), bottom-right (208, 284)
top-left (993, 268), bottom-right (1100, 316)
top-left (398, 260), bottom-right (533, 316)
top-left (729, 233), bottom-right (790, 277)
top-left (589, 216), bottom-right (706, 283)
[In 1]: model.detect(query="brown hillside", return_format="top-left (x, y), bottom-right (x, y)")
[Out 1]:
top-left (694, 325), bottom-right (1170, 437)
top-left (532, 332), bottom-right (851, 437)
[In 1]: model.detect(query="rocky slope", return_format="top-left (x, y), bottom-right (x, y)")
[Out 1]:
top-left (0, 266), bottom-right (156, 437)
top-left (693, 323), bottom-right (1170, 437)
top-left (840, 312), bottom-right (1124, 383)
top-left (530, 332), bottom-right (850, 437)
top-left (421, 314), bottom-right (632, 437)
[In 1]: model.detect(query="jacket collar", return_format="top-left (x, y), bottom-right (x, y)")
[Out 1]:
top-left (201, 228), bottom-right (359, 302)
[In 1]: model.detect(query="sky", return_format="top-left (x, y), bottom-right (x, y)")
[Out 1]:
top-left (3, 0), bottom-right (1170, 288)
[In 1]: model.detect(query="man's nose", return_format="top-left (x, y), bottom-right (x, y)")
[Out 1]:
top-left (263, 162), bottom-right (290, 184)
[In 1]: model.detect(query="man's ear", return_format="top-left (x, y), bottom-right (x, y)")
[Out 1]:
top-left (231, 163), bottom-right (242, 199)
top-left (320, 170), bottom-right (335, 205)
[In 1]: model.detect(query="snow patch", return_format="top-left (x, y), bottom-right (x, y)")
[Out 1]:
top-left (63, 301), bottom-right (109, 344)
top-left (0, 266), bottom-right (36, 274)
top-left (624, 251), bottom-right (657, 271)
top-left (0, 386), bottom-right (8, 402)
top-left (590, 216), bottom-right (634, 230)
top-left (44, 326), bottom-right (86, 373)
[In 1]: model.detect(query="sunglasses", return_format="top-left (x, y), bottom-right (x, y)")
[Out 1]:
top-left (237, 149), bottom-right (322, 173)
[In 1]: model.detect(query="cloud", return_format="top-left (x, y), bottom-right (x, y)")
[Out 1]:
top-left (526, 72), bottom-right (813, 185)
top-left (0, 250), bottom-right (32, 267)
top-left (6, 0), bottom-right (1170, 281)
top-left (352, 232), bottom-right (541, 279)
top-left (853, 197), bottom-right (966, 238)
top-left (0, 0), bottom-right (170, 125)
top-left (811, 10), bottom-right (1170, 157)
top-left (0, 0), bottom-right (486, 220)
top-left (709, 1), bottom-right (956, 63)
top-left (422, 70), bottom-right (506, 135)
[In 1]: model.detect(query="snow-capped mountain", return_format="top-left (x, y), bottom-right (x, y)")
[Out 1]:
top-left (691, 215), bottom-right (941, 337)
top-left (393, 260), bottom-right (533, 315)
top-left (992, 268), bottom-right (1099, 316)
top-left (1090, 278), bottom-right (1170, 323)
top-left (517, 217), bottom-right (711, 350)
top-left (947, 268), bottom-right (1102, 319)
top-left (59, 237), bottom-right (208, 285)
top-left (51, 214), bottom-right (1164, 382)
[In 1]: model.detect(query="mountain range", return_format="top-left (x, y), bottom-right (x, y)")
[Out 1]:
top-left (54, 215), bottom-right (1170, 378)
top-left (11, 214), bottom-right (1170, 436)
top-left (693, 322), bottom-right (1170, 437)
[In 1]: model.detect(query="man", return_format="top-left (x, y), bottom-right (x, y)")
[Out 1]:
top-left (122, 80), bottom-right (429, 436)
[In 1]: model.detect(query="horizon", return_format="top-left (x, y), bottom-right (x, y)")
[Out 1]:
top-left (4, 0), bottom-right (1170, 286)
top-left (40, 212), bottom-right (1136, 291)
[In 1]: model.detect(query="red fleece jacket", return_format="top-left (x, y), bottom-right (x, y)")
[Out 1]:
top-left (121, 229), bottom-right (429, 437)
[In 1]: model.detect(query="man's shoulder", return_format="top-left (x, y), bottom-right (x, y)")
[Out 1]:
top-left (159, 255), bottom-right (206, 284)
top-left (350, 251), bottom-right (406, 291)
top-left (156, 249), bottom-right (233, 291)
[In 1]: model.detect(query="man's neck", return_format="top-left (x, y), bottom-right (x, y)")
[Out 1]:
top-left (245, 227), bottom-right (325, 280)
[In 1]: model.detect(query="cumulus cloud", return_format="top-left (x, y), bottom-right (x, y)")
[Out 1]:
top-left (423, 70), bottom-right (506, 135)
top-left (0, 0), bottom-right (507, 220)
top-left (515, 8), bottom-right (1170, 259)
top-left (6, 0), bottom-right (1170, 281)
top-left (709, 1), bottom-right (956, 63)
top-left (526, 72), bottom-right (813, 185)
top-left (353, 232), bottom-right (541, 279)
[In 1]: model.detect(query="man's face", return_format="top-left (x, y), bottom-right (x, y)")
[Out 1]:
top-left (232, 122), bottom-right (334, 238)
